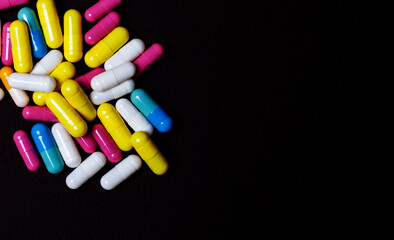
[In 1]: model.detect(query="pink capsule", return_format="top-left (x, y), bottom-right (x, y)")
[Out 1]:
top-left (75, 132), bottom-right (98, 153)
top-left (0, 0), bottom-right (29, 11)
top-left (134, 43), bottom-right (164, 77)
top-left (74, 67), bottom-right (105, 90)
top-left (2, 22), bottom-right (13, 66)
top-left (13, 130), bottom-right (41, 172)
top-left (85, 12), bottom-right (120, 45)
top-left (22, 106), bottom-right (59, 122)
top-left (84, 0), bottom-right (122, 22)
top-left (92, 124), bottom-right (122, 163)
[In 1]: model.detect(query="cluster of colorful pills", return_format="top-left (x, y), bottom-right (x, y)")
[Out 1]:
top-left (0, 0), bottom-right (172, 190)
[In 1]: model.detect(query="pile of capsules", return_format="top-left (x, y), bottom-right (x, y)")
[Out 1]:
top-left (0, 0), bottom-right (172, 190)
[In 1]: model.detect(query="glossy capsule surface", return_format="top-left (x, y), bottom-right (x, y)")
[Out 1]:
top-left (51, 123), bottom-right (81, 168)
top-left (13, 130), bottom-right (41, 172)
top-left (75, 67), bottom-right (104, 90)
top-left (64, 9), bottom-right (83, 62)
top-left (92, 124), bottom-right (122, 163)
top-left (91, 62), bottom-right (135, 92)
top-left (84, 26), bottom-right (129, 68)
top-left (10, 20), bottom-right (33, 73)
top-left (31, 123), bottom-right (64, 174)
top-left (75, 132), bottom-right (98, 154)
top-left (131, 131), bottom-right (168, 175)
top-left (36, 0), bottom-right (63, 49)
top-left (97, 103), bottom-right (133, 151)
top-left (33, 61), bottom-right (75, 106)
top-left (134, 43), bottom-right (163, 77)
top-left (116, 98), bottom-right (153, 135)
top-left (30, 49), bottom-right (62, 75)
top-left (61, 80), bottom-right (96, 122)
top-left (104, 38), bottom-right (144, 70)
top-left (22, 106), bottom-right (58, 122)
top-left (85, 11), bottom-right (120, 45)
top-left (46, 92), bottom-right (88, 138)
top-left (8, 73), bottom-right (55, 92)
top-left (0, 0), bottom-right (29, 11)
top-left (18, 7), bottom-right (47, 58)
top-left (90, 79), bottom-right (134, 105)
top-left (2, 22), bottom-right (13, 66)
top-left (130, 89), bottom-right (172, 133)
top-left (84, 0), bottom-right (122, 22)
top-left (0, 66), bottom-right (29, 107)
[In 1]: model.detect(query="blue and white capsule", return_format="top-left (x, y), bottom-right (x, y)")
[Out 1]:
top-left (18, 7), bottom-right (47, 58)
top-left (31, 123), bottom-right (64, 174)
top-left (130, 89), bottom-right (172, 133)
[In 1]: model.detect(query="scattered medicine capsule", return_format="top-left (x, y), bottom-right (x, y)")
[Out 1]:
top-left (46, 92), bottom-right (88, 138)
top-left (13, 130), bottom-right (41, 172)
top-left (10, 20), bottom-right (33, 73)
top-left (0, 66), bottom-right (29, 107)
top-left (91, 62), bottom-right (135, 92)
top-left (97, 103), bottom-right (133, 151)
top-left (66, 152), bottom-right (106, 189)
top-left (22, 106), bottom-right (58, 122)
top-left (91, 124), bottom-right (122, 163)
top-left (75, 132), bottom-right (98, 154)
top-left (36, 0), bottom-right (63, 49)
top-left (17, 7), bottom-right (47, 58)
top-left (84, 0), bottom-right (122, 22)
top-left (0, 88), bottom-right (4, 101)
top-left (74, 67), bottom-right (105, 90)
top-left (90, 79), bottom-right (134, 105)
top-left (8, 73), bottom-right (56, 92)
top-left (105, 38), bottom-right (144, 70)
top-left (1, 22), bottom-right (13, 66)
top-left (100, 155), bottom-right (142, 190)
top-left (51, 123), bottom-right (81, 168)
top-left (84, 26), bottom-right (129, 68)
top-left (64, 9), bottom-right (83, 62)
top-left (85, 11), bottom-right (120, 45)
top-left (130, 89), bottom-right (173, 133)
top-left (116, 98), bottom-right (154, 135)
top-left (61, 80), bottom-right (96, 122)
top-left (30, 50), bottom-right (63, 75)
top-left (31, 123), bottom-right (64, 174)
top-left (131, 131), bottom-right (168, 175)
top-left (134, 43), bottom-right (164, 77)
top-left (0, 0), bottom-right (29, 11)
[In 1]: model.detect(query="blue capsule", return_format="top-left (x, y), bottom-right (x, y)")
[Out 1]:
top-left (130, 89), bottom-right (172, 133)
top-left (31, 123), bottom-right (64, 174)
top-left (18, 7), bottom-right (47, 58)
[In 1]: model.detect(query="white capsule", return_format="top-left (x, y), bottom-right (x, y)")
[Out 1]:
top-left (90, 79), bottom-right (135, 105)
top-left (115, 98), bottom-right (154, 135)
top-left (104, 38), bottom-right (145, 70)
top-left (30, 50), bottom-right (63, 75)
top-left (51, 123), bottom-right (81, 168)
top-left (0, 88), bottom-right (4, 101)
top-left (91, 62), bottom-right (136, 92)
top-left (100, 155), bottom-right (142, 190)
top-left (66, 152), bottom-right (106, 189)
top-left (8, 73), bottom-right (56, 92)
top-left (8, 88), bottom-right (30, 107)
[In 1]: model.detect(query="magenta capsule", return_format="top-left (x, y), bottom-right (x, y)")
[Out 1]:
top-left (22, 106), bottom-right (58, 122)
top-left (0, 0), bottom-right (29, 11)
top-left (74, 67), bottom-right (105, 90)
top-left (75, 132), bottom-right (98, 153)
top-left (1, 22), bottom-right (13, 66)
top-left (134, 43), bottom-right (164, 77)
top-left (85, 12), bottom-right (120, 45)
top-left (13, 130), bottom-right (41, 172)
top-left (84, 0), bottom-right (122, 22)
top-left (92, 124), bottom-right (122, 163)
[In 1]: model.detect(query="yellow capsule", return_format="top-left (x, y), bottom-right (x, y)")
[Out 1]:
top-left (64, 9), bottom-right (83, 63)
top-left (130, 131), bottom-right (168, 175)
top-left (46, 92), bottom-right (87, 138)
top-left (36, 0), bottom-right (63, 49)
top-left (33, 61), bottom-right (76, 106)
top-left (97, 103), bottom-right (133, 151)
top-left (84, 27), bottom-right (129, 68)
top-left (61, 80), bottom-right (96, 122)
top-left (10, 20), bottom-right (33, 73)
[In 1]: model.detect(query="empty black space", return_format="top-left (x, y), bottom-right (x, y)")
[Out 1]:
top-left (0, 0), bottom-right (359, 238)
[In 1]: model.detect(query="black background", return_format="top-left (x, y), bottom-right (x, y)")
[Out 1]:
top-left (0, 0), bottom-right (358, 238)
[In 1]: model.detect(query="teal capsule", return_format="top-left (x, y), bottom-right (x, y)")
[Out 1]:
top-left (31, 123), bottom-right (64, 174)
top-left (18, 7), bottom-right (47, 58)
top-left (130, 89), bottom-right (173, 133)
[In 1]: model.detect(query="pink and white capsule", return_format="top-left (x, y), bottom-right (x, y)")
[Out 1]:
top-left (51, 123), bottom-right (81, 168)
top-left (22, 106), bottom-right (58, 122)
top-left (90, 62), bottom-right (135, 92)
top-left (66, 152), bottom-right (106, 189)
top-left (116, 98), bottom-right (153, 135)
top-left (104, 38), bottom-right (144, 70)
top-left (13, 130), bottom-right (41, 172)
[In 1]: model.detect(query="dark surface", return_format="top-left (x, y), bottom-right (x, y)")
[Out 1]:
top-left (0, 0), bottom-right (358, 238)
